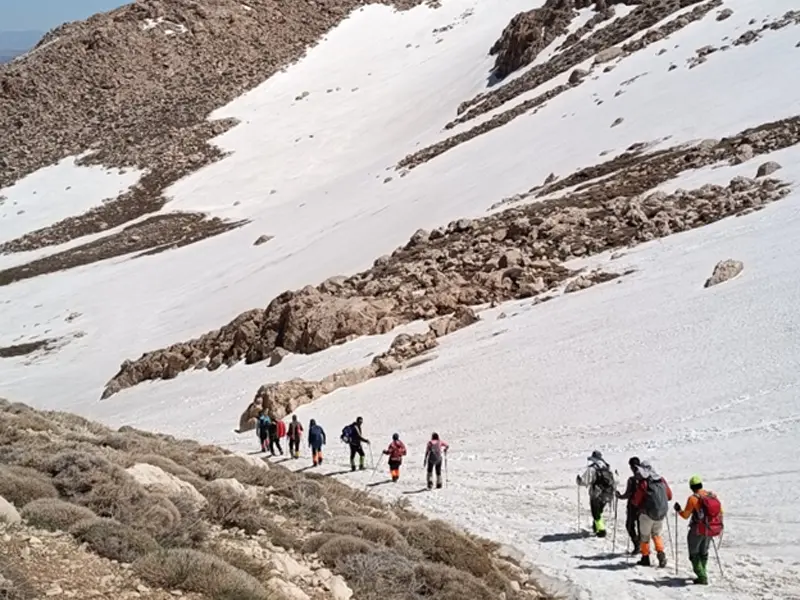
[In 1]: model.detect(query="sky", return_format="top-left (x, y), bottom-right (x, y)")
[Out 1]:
top-left (0, 0), bottom-right (127, 32)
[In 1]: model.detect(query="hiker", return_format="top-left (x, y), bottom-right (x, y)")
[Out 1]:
top-left (256, 412), bottom-right (270, 453)
top-left (341, 417), bottom-right (370, 471)
top-left (674, 475), bottom-right (724, 585)
top-left (576, 450), bottom-right (615, 538)
top-left (630, 461), bottom-right (673, 567)
top-left (287, 415), bottom-right (304, 459)
top-left (423, 432), bottom-right (448, 490)
top-left (308, 419), bottom-right (326, 466)
top-left (267, 415), bottom-right (283, 456)
top-left (616, 456), bottom-right (642, 554)
top-left (383, 433), bottom-right (407, 482)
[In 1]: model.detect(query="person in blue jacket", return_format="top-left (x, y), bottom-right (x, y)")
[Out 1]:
top-left (308, 419), bottom-right (327, 466)
top-left (256, 411), bottom-right (271, 453)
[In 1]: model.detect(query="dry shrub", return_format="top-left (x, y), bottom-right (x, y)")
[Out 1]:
top-left (20, 498), bottom-right (96, 532)
top-left (47, 411), bottom-right (110, 437)
top-left (313, 534), bottom-right (375, 566)
top-left (44, 450), bottom-right (124, 499)
top-left (0, 465), bottom-right (58, 507)
top-left (323, 516), bottom-right (407, 549)
top-left (205, 456), bottom-right (271, 488)
top-left (134, 548), bottom-right (269, 600)
top-left (71, 517), bottom-right (159, 563)
top-left (206, 543), bottom-right (270, 581)
top-left (302, 533), bottom-right (337, 555)
top-left (336, 550), bottom-right (418, 600)
top-left (202, 483), bottom-right (270, 535)
top-left (414, 561), bottom-right (496, 600)
top-left (0, 555), bottom-right (38, 600)
top-left (398, 519), bottom-right (494, 579)
top-left (253, 517), bottom-right (304, 552)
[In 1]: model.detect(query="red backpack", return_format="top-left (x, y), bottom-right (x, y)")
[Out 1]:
top-left (277, 420), bottom-right (287, 438)
top-left (696, 492), bottom-right (723, 537)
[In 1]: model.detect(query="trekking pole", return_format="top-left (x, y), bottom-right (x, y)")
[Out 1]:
top-left (369, 453), bottom-right (384, 483)
top-left (444, 453), bottom-right (449, 488)
top-left (711, 537), bottom-right (725, 579)
top-left (665, 510), bottom-right (675, 569)
top-left (674, 512), bottom-right (679, 576)
top-left (368, 443), bottom-right (374, 469)
top-left (577, 485), bottom-right (581, 533)
top-left (612, 496), bottom-right (619, 553)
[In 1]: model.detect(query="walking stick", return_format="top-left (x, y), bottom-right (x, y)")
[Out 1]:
top-left (665, 510), bottom-right (675, 569)
top-left (612, 496), bottom-right (619, 553)
top-left (711, 537), bottom-right (725, 579)
top-left (444, 453), bottom-right (449, 488)
top-left (577, 484), bottom-right (581, 533)
top-left (369, 453), bottom-right (384, 483)
top-left (368, 443), bottom-right (374, 469)
top-left (674, 511), bottom-right (679, 575)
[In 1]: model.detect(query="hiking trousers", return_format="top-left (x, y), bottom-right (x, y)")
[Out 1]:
top-left (310, 443), bottom-right (323, 465)
top-left (289, 437), bottom-right (301, 457)
top-left (269, 437), bottom-right (283, 455)
top-left (426, 460), bottom-right (442, 488)
top-left (639, 514), bottom-right (666, 555)
top-left (350, 444), bottom-right (365, 469)
top-left (688, 530), bottom-right (711, 581)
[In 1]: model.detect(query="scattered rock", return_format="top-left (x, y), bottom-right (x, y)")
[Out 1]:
top-left (266, 577), bottom-right (310, 600)
top-left (126, 463), bottom-right (207, 508)
top-left (756, 161), bottom-right (782, 177)
top-left (704, 260), bottom-right (744, 288)
top-left (269, 347), bottom-right (290, 367)
top-left (254, 234), bottom-right (274, 246)
top-left (328, 575), bottom-right (354, 600)
top-left (0, 495), bottom-right (21, 524)
top-left (568, 68), bottom-right (589, 84)
top-left (595, 45), bottom-right (624, 64)
top-left (716, 8), bottom-right (733, 21)
top-left (611, 117), bottom-right (624, 128)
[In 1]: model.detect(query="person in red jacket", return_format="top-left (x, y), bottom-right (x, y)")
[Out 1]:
top-left (630, 461), bottom-right (673, 567)
top-left (383, 433), bottom-right (407, 482)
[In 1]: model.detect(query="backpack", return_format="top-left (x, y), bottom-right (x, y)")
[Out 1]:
top-left (277, 420), bottom-right (286, 438)
top-left (696, 492), bottom-right (724, 537)
top-left (642, 478), bottom-right (669, 521)
top-left (341, 424), bottom-right (355, 444)
top-left (594, 463), bottom-right (615, 497)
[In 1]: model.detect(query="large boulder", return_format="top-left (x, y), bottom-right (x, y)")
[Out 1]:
top-left (704, 260), bottom-right (744, 288)
top-left (429, 307), bottom-right (479, 337)
top-left (126, 463), bottom-right (206, 508)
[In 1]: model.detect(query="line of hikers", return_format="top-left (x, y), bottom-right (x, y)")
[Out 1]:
top-left (257, 412), bottom-right (449, 490)
top-left (577, 451), bottom-right (724, 585)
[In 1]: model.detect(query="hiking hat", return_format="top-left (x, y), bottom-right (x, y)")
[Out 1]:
top-left (589, 450), bottom-right (603, 461)
top-left (689, 474), bottom-right (702, 487)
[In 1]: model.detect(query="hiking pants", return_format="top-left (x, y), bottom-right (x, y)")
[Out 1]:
top-left (289, 437), bottom-right (301, 457)
top-left (311, 443), bottom-right (323, 465)
top-left (639, 514), bottom-right (665, 555)
top-left (388, 459), bottom-right (402, 481)
top-left (687, 531), bottom-right (711, 581)
top-left (626, 507), bottom-right (639, 548)
top-left (426, 460), bottom-right (442, 487)
top-left (269, 437), bottom-right (283, 455)
top-left (259, 432), bottom-right (268, 451)
top-left (350, 444), bottom-right (365, 469)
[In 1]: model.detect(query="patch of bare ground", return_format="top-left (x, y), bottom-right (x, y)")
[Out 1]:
top-left (0, 0), bottom-right (431, 276)
top-left (397, 0), bottom-right (721, 171)
top-left (0, 213), bottom-right (246, 288)
top-left (0, 340), bottom-right (54, 359)
top-left (102, 116), bottom-right (798, 400)
top-left (0, 400), bottom-right (548, 600)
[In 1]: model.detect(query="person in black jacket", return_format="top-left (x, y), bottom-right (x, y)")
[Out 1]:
top-left (267, 416), bottom-right (283, 456)
top-left (617, 456), bottom-right (641, 554)
top-left (345, 417), bottom-right (370, 471)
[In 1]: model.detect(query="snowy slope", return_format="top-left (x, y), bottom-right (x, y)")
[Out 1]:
top-left (1, 0), bottom-right (800, 598)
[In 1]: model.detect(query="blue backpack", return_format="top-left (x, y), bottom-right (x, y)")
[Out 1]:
top-left (341, 424), bottom-right (355, 444)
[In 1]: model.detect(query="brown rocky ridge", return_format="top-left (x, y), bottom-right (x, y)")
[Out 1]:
top-left (0, 399), bottom-right (549, 600)
top-left (102, 115), bottom-right (798, 400)
top-left (0, 0), bottom-right (431, 280)
top-left (398, 0), bottom-right (723, 171)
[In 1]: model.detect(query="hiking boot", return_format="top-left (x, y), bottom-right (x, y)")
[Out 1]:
top-left (657, 552), bottom-right (667, 568)
top-left (638, 555), bottom-right (651, 567)
top-left (596, 530), bottom-right (607, 538)
top-left (629, 547), bottom-right (641, 556)
top-left (350, 464), bottom-right (356, 472)
top-left (693, 577), bottom-right (708, 585)
top-left (436, 483), bottom-right (443, 489)
top-left (359, 465), bottom-right (365, 471)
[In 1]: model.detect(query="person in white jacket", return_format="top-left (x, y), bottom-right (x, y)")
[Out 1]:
top-left (577, 450), bottom-right (616, 537)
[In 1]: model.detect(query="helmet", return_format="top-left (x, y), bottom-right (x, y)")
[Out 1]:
top-left (392, 433), bottom-right (399, 441)
top-left (689, 474), bottom-right (702, 487)
top-left (628, 456), bottom-right (640, 468)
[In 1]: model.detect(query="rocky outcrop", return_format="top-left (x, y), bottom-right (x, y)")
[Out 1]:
top-left (756, 161), bottom-right (782, 178)
top-left (0, 495), bottom-right (22, 524)
top-left (107, 118), bottom-right (794, 400)
top-left (704, 260), bottom-right (744, 288)
top-left (239, 328), bottom-right (444, 430)
top-left (126, 463), bottom-right (207, 508)
top-left (564, 270), bottom-right (621, 293)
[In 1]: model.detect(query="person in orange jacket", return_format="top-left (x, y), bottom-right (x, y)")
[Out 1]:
top-left (674, 475), bottom-right (724, 585)
top-left (630, 461), bottom-right (673, 567)
top-left (383, 433), bottom-right (407, 482)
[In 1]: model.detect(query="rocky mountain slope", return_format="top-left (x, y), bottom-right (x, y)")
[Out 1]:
top-left (0, 399), bottom-right (546, 600)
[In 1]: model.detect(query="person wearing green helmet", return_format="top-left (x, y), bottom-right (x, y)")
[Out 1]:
top-left (674, 475), bottom-right (724, 585)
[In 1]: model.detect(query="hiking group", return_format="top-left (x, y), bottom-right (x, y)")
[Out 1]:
top-left (257, 412), bottom-right (450, 490)
top-left (577, 451), bottom-right (724, 586)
